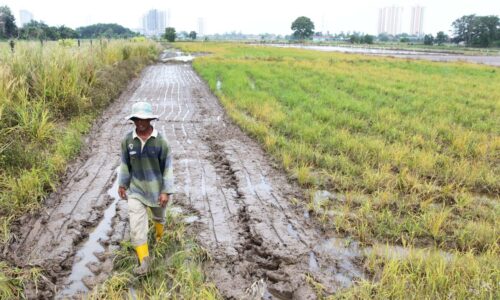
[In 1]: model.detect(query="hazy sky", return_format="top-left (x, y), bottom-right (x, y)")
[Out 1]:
top-left (4, 0), bottom-right (499, 35)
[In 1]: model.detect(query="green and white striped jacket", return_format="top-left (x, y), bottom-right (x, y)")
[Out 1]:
top-left (118, 129), bottom-right (174, 207)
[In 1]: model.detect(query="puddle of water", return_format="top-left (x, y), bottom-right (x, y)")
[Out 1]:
top-left (168, 206), bottom-right (199, 224)
top-left (183, 215), bottom-right (200, 223)
top-left (270, 44), bottom-right (449, 56)
top-left (58, 168), bottom-right (120, 297)
top-left (314, 237), bottom-right (359, 258)
top-left (160, 50), bottom-right (195, 62)
top-left (165, 55), bottom-right (195, 62)
top-left (365, 244), bottom-right (454, 262)
top-left (333, 273), bottom-right (353, 288)
top-left (309, 251), bottom-right (319, 272)
top-left (169, 206), bottom-right (183, 216)
top-left (286, 223), bottom-right (299, 240)
top-left (257, 175), bottom-right (272, 193)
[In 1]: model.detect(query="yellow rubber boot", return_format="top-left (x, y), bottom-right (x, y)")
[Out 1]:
top-left (135, 243), bottom-right (149, 264)
top-left (134, 243), bottom-right (150, 275)
top-left (154, 222), bottom-right (164, 242)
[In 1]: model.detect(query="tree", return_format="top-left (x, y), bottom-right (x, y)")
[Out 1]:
top-left (164, 27), bottom-right (176, 42)
top-left (473, 16), bottom-right (499, 47)
top-left (349, 33), bottom-right (361, 44)
top-left (435, 31), bottom-right (448, 45)
top-left (189, 31), bottom-right (197, 40)
top-left (291, 16), bottom-right (315, 40)
top-left (19, 21), bottom-right (48, 40)
top-left (452, 15), bottom-right (476, 45)
top-left (377, 33), bottom-right (390, 42)
top-left (77, 23), bottom-right (138, 39)
top-left (0, 6), bottom-right (18, 38)
top-left (363, 34), bottom-right (374, 44)
top-left (452, 14), bottom-right (499, 47)
top-left (424, 34), bottom-right (434, 45)
top-left (58, 25), bottom-right (78, 39)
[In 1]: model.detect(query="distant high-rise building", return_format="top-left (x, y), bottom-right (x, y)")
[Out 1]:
top-left (19, 9), bottom-right (33, 26)
top-left (410, 6), bottom-right (425, 36)
top-left (142, 9), bottom-right (167, 37)
top-left (378, 6), bottom-right (403, 35)
top-left (197, 17), bottom-right (205, 36)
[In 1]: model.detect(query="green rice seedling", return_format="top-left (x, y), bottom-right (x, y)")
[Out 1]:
top-left (456, 221), bottom-right (498, 252)
top-left (334, 247), bottom-right (500, 300)
top-left (295, 163), bottom-right (313, 186)
top-left (0, 215), bottom-right (14, 244)
top-left (421, 207), bottom-right (451, 241)
top-left (0, 262), bottom-right (42, 300)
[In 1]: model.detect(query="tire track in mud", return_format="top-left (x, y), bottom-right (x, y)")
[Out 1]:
top-left (3, 59), bottom-right (365, 299)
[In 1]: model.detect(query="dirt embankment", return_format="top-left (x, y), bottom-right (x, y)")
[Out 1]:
top-left (3, 58), bottom-right (365, 299)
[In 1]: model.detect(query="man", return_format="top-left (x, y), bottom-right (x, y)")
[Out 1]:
top-left (118, 101), bottom-right (174, 275)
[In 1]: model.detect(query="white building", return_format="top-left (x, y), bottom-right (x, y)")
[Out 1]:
top-left (410, 6), bottom-right (425, 36)
top-left (378, 6), bottom-right (403, 35)
top-left (198, 17), bottom-right (205, 36)
top-left (19, 9), bottom-right (33, 27)
top-left (142, 9), bottom-right (168, 37)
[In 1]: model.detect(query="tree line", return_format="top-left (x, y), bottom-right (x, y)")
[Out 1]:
top-left (451, 15), bottom-right (499, 47)
top-left (0, 6), bottom-right (138, 40)
top-left (290, 15), bottom-right (499, 48)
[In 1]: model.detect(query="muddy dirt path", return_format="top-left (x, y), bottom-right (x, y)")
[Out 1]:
top-left (4, 58), bottom-right (364, 299)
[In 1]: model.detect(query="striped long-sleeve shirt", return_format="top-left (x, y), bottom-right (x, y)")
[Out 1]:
top-left (118, 129), bottom-right (174, 207)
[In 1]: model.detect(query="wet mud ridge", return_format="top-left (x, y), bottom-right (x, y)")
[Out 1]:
top-left (3, 59), bottom-right (365, 299)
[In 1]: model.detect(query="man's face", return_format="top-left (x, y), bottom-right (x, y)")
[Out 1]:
top-left (132, 118), bottom-right (152, 132)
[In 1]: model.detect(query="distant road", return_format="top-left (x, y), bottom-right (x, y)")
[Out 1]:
top-left (268, 44), bottom-right (500, 67)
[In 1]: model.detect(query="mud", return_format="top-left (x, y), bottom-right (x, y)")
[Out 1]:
top-left (3, 53), bottom-right (365, 299)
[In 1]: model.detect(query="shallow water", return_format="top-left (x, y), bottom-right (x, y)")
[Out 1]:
top-left (57, 169), bottom-right (120, 297)
top-left (267, 44), bottom-right (500, 66)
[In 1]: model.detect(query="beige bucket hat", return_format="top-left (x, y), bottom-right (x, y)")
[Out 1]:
top-left (127, 102), bottom-right (159, 120)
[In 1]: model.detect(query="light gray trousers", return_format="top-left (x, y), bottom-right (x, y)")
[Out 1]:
top-left (128, 198), bottom-right (166, 246)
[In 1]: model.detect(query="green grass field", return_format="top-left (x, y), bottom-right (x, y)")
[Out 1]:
top-left (177, 42), bottom-right (499, 299)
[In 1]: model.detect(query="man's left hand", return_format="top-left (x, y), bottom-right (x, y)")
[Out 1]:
top-left (159, 193), bottom-right (169, 207)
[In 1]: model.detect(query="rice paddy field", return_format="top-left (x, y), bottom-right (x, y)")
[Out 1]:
top-left (177, 42), bottom-right (499, 299)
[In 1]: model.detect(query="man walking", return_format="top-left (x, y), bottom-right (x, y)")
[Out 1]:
top-left (118, 101), bottom-right (174, 275)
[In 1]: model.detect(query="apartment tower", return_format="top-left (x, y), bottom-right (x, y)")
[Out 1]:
top-left (410, 6), bottom-right (425, 36)
top-left (378, 6), bottom-right (404, 35)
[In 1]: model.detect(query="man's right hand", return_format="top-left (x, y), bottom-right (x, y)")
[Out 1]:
top-left (118, 186), bottom-right (127, 200)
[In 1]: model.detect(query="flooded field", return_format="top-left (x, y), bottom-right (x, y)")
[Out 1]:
top-left (270, 44), bottom-right (500, 66)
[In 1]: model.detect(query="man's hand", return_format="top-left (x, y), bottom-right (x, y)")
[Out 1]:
top-left (159, 193), bottom-right (169, 207)
top-left (118, 186), bottom-right (127, 200)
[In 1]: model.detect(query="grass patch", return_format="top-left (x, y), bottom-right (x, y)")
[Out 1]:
top-left (88, 211), bottom-right (220, 299)
top-left (333, 246), bottom-right (500, 300)
top-left (0, 261), bottom-right (43, 299)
